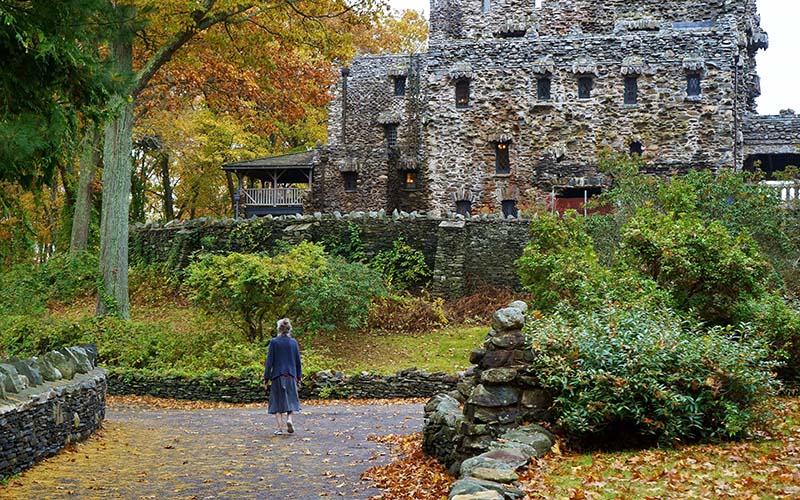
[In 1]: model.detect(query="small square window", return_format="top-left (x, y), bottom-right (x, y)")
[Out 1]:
top-left (501, 200), bottom-right (518, 218)
top-left (495, 142), bottom-right (511, 174)
top-left (455, 79), bottom-right (470, 108)
top-left (343, 171), bottom-right (357, 192)
top-left (384, 124), bottom-right (398, 148)
top-left (404, 171), bottom-right (418, 190)
top-left (578, 77), bottom-right (593, 99)
top-left (456, 200), bottom-right (471, 216)
top-left (624, 76), bottom-right (638, 104)
top-left (537, 77), bottom-right (551, 100)
top-left (393, 76), bottom-right (406, 96)
top-left (687, 74), bottom-right (701, 97)
top-left (629, 141), bottom-right (643, 156)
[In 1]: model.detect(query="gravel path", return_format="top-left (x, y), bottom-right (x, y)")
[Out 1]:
top-left (1, 401), bottom-right (423, 500)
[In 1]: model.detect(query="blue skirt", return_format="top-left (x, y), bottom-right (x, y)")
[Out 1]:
top-left (268, 376), bottom-right (301, 414)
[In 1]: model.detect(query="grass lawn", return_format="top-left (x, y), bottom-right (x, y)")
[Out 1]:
top-left (309, 324), bottom-right (487, 374)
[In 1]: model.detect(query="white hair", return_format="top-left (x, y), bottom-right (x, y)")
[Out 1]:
top-left (276, 318), bottom-right (292, 336)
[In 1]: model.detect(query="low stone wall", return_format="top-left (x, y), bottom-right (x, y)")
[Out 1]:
top-left (107, 368), bottom-right (459, 403)
top-left (0, 346), bottom-right (106, 478)
top-left (129, 212), bottom-right (530, 299)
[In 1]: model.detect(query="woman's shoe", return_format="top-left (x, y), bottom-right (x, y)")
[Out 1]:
top-left (273, 429), bottom-right (284, 435)
top-left (286, 421), bottom-right (294, 434)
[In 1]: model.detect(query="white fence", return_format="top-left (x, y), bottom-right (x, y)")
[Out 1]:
top-left (242, 188), bottom-right (307, 206)
top-left (763, 181), bottom-right (800, 202)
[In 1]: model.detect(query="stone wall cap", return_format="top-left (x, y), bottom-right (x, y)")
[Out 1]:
top-left (439, 220), bottom-right (466, 228)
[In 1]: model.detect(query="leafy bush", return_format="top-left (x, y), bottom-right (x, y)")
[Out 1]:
top-left (370, 238), bottom-right (431, 292)
top-left (293, 257), bottom-right (387, 334)
top-left (621, 210), bottom-right (771, 324)
top-left (526, 307), bottom-right (779, 447)
top-left (322, 222), bottom-right (365, 262)
top-left (185, 242), bottom-right (328, 340)
top-left (368, 293), bottom-right (447, 334)
top-left (129, 263), bottom-right (183, 306)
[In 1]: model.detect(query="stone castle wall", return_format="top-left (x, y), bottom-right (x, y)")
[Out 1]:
top-left (130, 213), bottom-right (531, 299)
top-left (316, 0), bottom-right (767, 216)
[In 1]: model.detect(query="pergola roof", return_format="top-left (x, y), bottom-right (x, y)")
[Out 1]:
top-left (222, 149), bottom-right (318, 171)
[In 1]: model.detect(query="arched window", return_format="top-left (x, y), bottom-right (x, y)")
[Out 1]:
top-left (482, 0), bottom-right (490, 13)
top-left (403, 171), bottom-right (418, 190)
top-left (456, 200), bottom-right (471, 216)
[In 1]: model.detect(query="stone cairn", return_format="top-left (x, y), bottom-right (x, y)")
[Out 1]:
top-left (0, 345), bottom-right (98, 399)
top-left (422, 301), bottom-right (556, 500)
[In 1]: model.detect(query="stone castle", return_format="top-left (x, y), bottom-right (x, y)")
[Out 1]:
top-left (224, 0), bottom-right (800, 218)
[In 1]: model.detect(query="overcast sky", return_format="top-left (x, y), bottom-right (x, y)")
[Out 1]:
top-left (388, 0), bottom-right (798, 115)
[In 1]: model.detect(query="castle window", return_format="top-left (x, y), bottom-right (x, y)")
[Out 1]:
top-left (455, 79), bottom-right (470, 108)
top-left (482, 0), bottom-right (490, 13)
top-left (384, 124), bottom-right (398, 147)
top-left (687, 74), bottom-right (701, 97)
top-left (343, 171), bottom-right (357, 192)
top-left (629, 141), bottom-right (643, 156)
top-left (537, 77), bottom-right (551, 100)
top-left (403, 171), bottom-right (418, 190)
top-left (624, 76), bottom-right (638, 104)
top-left (393, 76), bottom-right (406, 96)
top-left (456, 200), bottom-right (472, 216)
top-left (502, 200), bottom-right (518, 218)
top-left (495, 141), bottom-right (511, 174)
top-left (535, 0), bottom-right (543, 7)
top-left (578, 76), bottom-right (593, 99)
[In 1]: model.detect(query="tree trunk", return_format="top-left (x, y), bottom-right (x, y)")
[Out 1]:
top-left (225, 171), bottom-right (236, 216)
top-left (160, 151), bottom-right (174, 221)
top-left (97, 33), bottom-right (134, 319)
top-left (70, 128), bottom-right (100, 255)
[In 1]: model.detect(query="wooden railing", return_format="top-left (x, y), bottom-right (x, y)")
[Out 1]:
top-left (242, 188), bottom-right (307, 206)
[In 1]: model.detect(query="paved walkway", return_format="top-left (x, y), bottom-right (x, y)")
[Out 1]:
top-left (1, 401), bottom-right (422, 500)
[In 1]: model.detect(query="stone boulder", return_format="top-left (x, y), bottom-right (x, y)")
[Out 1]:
top-left (498, 425), bottom-right (556, 458)
top-left (78, 344), bottom-right (99, 366)
top-left (490, 308), bottom-right (525, 332)
top-left (0, 364), bottom-right (26, 393)
top-left (422, 393), bottom-right (463, 467)
top-left (448, 477), bottom-right (525, 499)
top-left (460, 456), bottom-right (518, 483)
top-left (66, 347), bottom-right (93, 373)
top-left (9, 357), bottom-right (44, 386)
top-left (507, 301), bottom-right (528, 314)
top-left (0, 373), bottom-right (7, 399)
top-left (30, 356), bottom-right (62, 381)
top-left (45, 351), bottom-right (76, 380)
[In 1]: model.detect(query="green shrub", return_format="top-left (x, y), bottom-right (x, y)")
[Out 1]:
top-left (370, 238), bottom-right (431, 292)
top-left (293, 257), bottom-right (387, 334)
top-left (185, 242), bottom-right (328, 340)
top-left (621, 210), bottom-right (771, 324)
top-left (322, 222), bottom-right (366, 262)
top-left (525, 306), bottom-right (779, 447)
top-left (516, 212), bottom-right (608, 311)
top-left (735, 293), bottom-right (800, 383)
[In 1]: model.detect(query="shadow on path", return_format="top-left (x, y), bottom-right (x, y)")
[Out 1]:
top-left (1, 401), bottom-right (422, 499)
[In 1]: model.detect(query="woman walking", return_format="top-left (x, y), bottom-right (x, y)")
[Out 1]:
top-left (264, 318), bottom-right (302, 435)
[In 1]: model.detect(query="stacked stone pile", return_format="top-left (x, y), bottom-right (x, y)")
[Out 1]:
top-left (423, 302), bottom-right (558, 499)
top-left (1, 346), bottom-right (106, 478)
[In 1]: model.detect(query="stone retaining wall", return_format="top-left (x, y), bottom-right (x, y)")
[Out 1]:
top-left (107, 369), bottom-right (459, 403)
top-left (0, 345), bottom-right (106, 479)
top-left (130, 213), bottom-right (530, 299)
